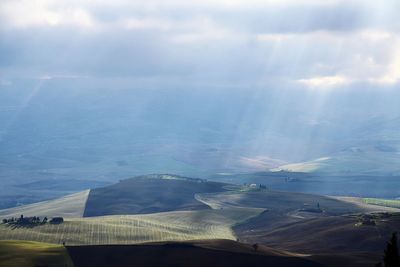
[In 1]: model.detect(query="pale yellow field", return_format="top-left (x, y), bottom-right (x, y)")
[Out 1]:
top-left (0, 208), bottom-right (263, 245)
top-left (0, 190), bottom-right (90, 219)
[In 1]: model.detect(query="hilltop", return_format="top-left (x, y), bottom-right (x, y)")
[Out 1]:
top-left (84, 174), bottom-right (229, 216)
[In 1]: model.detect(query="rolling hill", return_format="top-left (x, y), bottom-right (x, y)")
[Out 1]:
top-left (83, 174), bottom-right (229, 216)
top-left (0, 240), bottom-right (74, 267)
top-left (1, 174), bottom-right (399, 266)
top-left (0, 209), bottom-right (263, 245)
top-left (66, 239), bottom-right (322, 267)
top-left (0, 190), bottom-right (90, 219)
top-left (0, 239), bottom-right (322, 267)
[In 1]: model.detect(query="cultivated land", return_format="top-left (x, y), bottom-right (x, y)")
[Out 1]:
top-left (196, 189), bottom-right (366, 215)
top-left (0, 240), bottom-right (74, 267)
top-left (0, 209), bottom-right (263, 245)
top-left (1, 174), bottom-right (399, 266)
top-left (0, 190), bottom-right (90, 219)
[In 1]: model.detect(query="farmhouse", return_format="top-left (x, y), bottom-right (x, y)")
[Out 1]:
top-left (50, 217), bottom-right (64, 224)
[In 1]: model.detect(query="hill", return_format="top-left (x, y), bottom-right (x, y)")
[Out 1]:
top-left (1, 175), bottom-right (398, 266)
top-left (274, 145), bottom-right (400, 176)
top-left (0, 239), bottom-right (322, 267)
top-left (66, 239), bottom-right (322, 267)
top-left (239, 213), bottom-right (400, 253)
top-left (83, 174), bottom-right (228, 216)
top-left (0, 208), bottom-right (262, 245)
top-left (197, 189), bottom-right (368, 215)
top-left (236, 213), bottom-right (400, 266)
top-left (0, 240), bottom-right (74, 267)
top-left (0, 190), bottom-right (90, 219)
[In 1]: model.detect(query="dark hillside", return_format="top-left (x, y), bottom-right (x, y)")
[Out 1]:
top-left (84, 174), bottom-right (228, 216)
top-left (67, 239), bottom-right (323, 267)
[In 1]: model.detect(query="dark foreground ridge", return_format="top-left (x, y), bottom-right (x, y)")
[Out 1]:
top-left (67, 239), bottom-right (323, 267)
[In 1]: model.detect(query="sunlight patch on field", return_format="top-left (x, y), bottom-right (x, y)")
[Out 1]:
top-left (362, 198), bottom-right (400, 209)
top-left (0, 190), bottom-right (90, 219)
top-left (196, 190), bottom-right (267, 210)
top-left (271, 157), bottom-right (330, 173)
top-left (332, 196), bottom-right (400, 213)
top-left (0, 209), bottom-right (263, 245)
top-left (0, 240), bottom-right (74, 267)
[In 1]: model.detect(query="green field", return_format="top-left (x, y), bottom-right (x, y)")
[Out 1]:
top-left (0, 240), bottom-right (74, 267)
top-left (0, 208), bottom-right (263, 245)
top-left (363, 198), bottom-right (400, 209)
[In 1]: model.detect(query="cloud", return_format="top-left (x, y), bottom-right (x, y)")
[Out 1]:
top-left (0, 1), bottom-right (96, 29)
top-left (0, 0), bottom-right (399, 90)
top-left (297, 75), bottom-right (350, 89)
top-left (37, 74), bottom-right (89, 80)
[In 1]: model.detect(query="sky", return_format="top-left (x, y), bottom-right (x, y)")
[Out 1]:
top-left (1, 0), bottom-right (400, 90)
top-left (0, 0), bottom-right (400, 181)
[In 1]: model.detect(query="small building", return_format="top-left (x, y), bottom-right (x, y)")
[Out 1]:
top-left (50, 217), bottom-right (64, 224)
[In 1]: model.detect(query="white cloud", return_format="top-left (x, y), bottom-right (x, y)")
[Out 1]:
top-left (0, 0), bottom-right (96, 28)
top-left (370, 51), bottom-right (400, 85)
top-left (297, 75), bottom-right (350, 89)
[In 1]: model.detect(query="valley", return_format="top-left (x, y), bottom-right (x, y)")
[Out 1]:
top-left (1, 174), bottom-right (398, 266)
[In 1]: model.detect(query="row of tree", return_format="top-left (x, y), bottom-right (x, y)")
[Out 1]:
top-left (2, 214), bottom-right (63, 225)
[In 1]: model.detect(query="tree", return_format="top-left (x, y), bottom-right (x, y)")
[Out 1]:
top-left (252, 243), bottom-right (259, 251)
top-left (383, 232), bottom-right (400, 267)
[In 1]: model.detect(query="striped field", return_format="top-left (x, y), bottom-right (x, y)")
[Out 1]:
top-left (0, 208), bottom-right (263, 245)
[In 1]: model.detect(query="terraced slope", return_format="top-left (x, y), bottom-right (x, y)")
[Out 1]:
top-left (0, 190), bottom-right (90, 219)
top-left (196, 189), bottom-right (366, 215)
top-left (0, 208), bottom-right (263, 245)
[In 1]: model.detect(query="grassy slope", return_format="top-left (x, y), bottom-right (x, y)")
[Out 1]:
top-left (0, 190), bottom-right (90, 219)
top-left (332, 196), bottom-right (400, 212)
top-left (218, 190), bottom-right (400, 266)
top-left (0, 208), bottom-right (262, 245)
top-left (255, 214), bottom-right (400, 253)
top-left (197, 189), bottom-right (367, 215)
top-left (84, 175), bottom-right (228, 217)
top-left (362, 198), bottom-right (400, 209)
top-left (0, 240), bottom-right (74, 267)
top-left (0, 176), bottom-right (264, 246)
